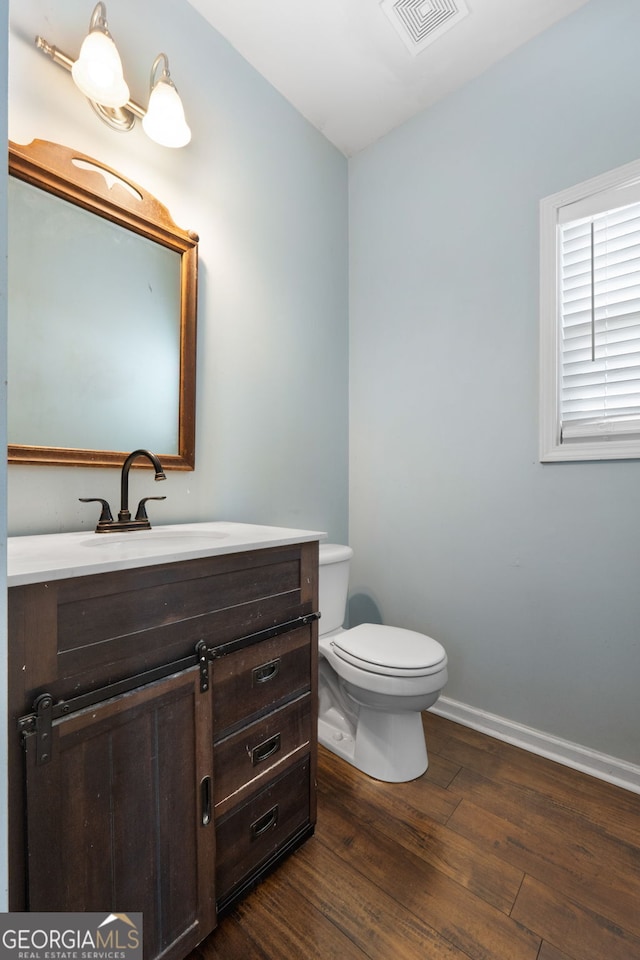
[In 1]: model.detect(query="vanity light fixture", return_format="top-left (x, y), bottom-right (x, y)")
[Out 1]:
top-left (35, 2), bottom-right (191, 148)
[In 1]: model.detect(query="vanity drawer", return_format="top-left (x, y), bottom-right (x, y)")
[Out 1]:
top-left (212, 626), bottom-right (311, 736)
top-left (214, 694), bottom-right (311, 812)
top-left (215, 757), bottom-right (311, 902)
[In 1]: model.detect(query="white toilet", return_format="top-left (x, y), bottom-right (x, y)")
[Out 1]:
top-left (318, 543), bottom-right (448, 783)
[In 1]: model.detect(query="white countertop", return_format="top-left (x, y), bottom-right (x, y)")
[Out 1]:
top-left (7, 521), bottom-right (326, 587)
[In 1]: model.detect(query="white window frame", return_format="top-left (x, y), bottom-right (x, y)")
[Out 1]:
top-left (539, 157), bottom-right (640, 462)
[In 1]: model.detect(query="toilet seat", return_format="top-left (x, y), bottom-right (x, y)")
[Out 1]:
top-left (330, 623), bottom-right (447, 678)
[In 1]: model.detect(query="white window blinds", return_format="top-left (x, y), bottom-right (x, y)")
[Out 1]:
top-left (559, 186), bottom-right (640, 443)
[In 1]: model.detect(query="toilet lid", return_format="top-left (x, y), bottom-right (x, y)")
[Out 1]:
top-left (330, 623), bottom-right (447, 677)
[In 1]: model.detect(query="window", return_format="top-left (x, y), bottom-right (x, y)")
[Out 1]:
top-left (540, 158), bottom-right (640, 461)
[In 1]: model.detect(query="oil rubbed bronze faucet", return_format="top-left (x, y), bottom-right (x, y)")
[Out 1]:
top-left (80, 448), bottom-right (167, 533)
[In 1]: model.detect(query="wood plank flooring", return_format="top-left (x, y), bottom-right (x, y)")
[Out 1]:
top-left (191, 712), bottom-right (640, 960)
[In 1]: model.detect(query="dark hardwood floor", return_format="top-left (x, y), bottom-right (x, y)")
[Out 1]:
top-left (192, 712), bottom-right (640, 960)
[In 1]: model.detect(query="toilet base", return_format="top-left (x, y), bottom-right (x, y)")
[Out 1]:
top-left (318, 706), bottom-right (428, 783)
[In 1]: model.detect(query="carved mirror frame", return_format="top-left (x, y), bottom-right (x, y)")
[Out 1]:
top-left (8, 139), bottom-right (198, 469)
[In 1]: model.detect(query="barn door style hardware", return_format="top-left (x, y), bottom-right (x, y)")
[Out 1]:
top-left (17, 693), bottom-right (54, 766)
top-left (18, 611), bottom-right (320, 758)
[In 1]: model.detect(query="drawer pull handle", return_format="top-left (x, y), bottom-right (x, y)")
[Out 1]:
top-left (252, 658), bottom-right (280, 686)
top-left (250, 804), bottom-right (279, 839)
top-left (251, 733), bottom-right (281, 766)
top-left (200, 776), bottom-right (212, 827)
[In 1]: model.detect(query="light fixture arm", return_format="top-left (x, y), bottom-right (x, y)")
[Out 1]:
top-left (89, 1), bottom-right (108, 33)
top-left (150, 52), bottom-right (172, 90)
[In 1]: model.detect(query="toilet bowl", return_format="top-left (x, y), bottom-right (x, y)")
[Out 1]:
top-left (317, 543), bottom-right (447, 783)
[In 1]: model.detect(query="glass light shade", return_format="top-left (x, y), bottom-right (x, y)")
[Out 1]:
top-left (142, 80), bottom-right (191, 148)
top-left (71, 30), bottom-right (130, 108)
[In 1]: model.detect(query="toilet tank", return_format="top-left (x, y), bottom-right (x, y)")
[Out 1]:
top-left (318, 543), bottom-right (354, 636)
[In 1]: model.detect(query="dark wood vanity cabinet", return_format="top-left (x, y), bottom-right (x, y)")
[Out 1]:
top-left (8, 540), bottom-right (319, 960)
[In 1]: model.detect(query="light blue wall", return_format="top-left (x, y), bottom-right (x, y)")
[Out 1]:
top-left (8, 0), bottom-right (349, 542)
top-left (349, 0), bottom-right (640, 764)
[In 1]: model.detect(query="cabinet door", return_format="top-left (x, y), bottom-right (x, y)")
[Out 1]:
top-left (23, 667), bottom-right (216, 960)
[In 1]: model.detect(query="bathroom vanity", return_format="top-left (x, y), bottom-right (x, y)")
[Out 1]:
top-left (7, 522), bottom-right (322, 960)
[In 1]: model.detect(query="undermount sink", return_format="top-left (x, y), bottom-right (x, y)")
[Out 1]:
top-left (81, 529), bottom-right (229, 548)
top-left (78, 527), bottom-right (231, 560)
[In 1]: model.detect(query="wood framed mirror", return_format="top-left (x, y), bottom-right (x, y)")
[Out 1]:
top-left (8, 139), bottom-right (198, 469)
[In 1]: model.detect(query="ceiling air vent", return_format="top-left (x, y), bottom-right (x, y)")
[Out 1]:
top-left (380, 0), bottom-right (470, 56)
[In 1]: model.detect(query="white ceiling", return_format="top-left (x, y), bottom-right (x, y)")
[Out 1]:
top-left (186, 0), bottom-right (589, 157)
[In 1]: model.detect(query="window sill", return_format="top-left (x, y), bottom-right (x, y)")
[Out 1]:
top-left (540, 439), bottom-right (640, 462)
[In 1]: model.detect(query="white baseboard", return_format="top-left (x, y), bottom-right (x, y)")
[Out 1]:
top-left (431, 696), bottom-right (640, 795)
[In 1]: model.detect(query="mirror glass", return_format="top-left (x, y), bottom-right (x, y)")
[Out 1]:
top-left (7, 139), bottom-right (198, 469)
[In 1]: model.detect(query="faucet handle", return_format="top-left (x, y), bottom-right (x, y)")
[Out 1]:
top-left (135, 496), bottom-right (167, 522)
top-left (79, 498), bottom-right (114, 523)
